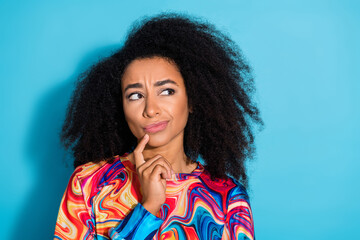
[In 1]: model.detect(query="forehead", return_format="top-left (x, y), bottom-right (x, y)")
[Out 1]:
top-left (121, 57), bottom-right (184, 87)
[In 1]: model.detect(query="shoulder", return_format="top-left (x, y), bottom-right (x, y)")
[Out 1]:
top-left (73, 160), bottom-right (108, 180)
top-left (221, 177), bottom-right (255, 239)
top-left (223, 177), bottom-right (253, 222)
top-left (200, 170), bottom-right (249, 199)
top-left (201, 171), bottom-right (250, 209)
top-left (70, 155), bottom-right (132, 190)
top-left (199, 171), bottom-right (250, 212)
top-left (225, 177), bottom-right (250, 202)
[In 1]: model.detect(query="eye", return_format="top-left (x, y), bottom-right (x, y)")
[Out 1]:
top-left (160, 88), bottom-right (175, 96)
top-left (127, 92), bottom-right (143, 101)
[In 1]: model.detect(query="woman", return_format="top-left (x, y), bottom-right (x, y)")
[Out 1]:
top-left (54, 13), bottom-right (262, 240)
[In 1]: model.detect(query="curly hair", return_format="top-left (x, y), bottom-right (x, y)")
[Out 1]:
top-left (61, 12), bottom-right (263, 186)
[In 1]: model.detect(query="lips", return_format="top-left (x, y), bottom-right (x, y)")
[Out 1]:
top-left (144, 121), bottom-right (169, 133)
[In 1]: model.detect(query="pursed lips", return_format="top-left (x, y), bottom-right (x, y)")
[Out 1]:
top-left (144, 121), bottom-right (169, 133)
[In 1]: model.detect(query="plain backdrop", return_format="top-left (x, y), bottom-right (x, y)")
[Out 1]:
top-left (1, 0), bottom-right (359, 239)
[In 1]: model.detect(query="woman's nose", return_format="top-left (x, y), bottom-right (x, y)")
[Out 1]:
top-left (143, 95), bottom-right (160, 118)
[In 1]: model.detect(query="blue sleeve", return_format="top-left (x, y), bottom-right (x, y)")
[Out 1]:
top-left (108, 203), bottom-right (163, 240)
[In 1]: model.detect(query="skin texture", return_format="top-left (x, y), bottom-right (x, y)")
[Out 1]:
top-left (121, 57), bottom-right (197, 215)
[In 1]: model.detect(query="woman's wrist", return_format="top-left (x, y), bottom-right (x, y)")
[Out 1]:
top-left (141, 201), bottom-right (162, 216)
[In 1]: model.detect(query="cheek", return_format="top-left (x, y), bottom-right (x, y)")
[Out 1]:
top-left (123, 103), bottom-right (142, 137)
top-left (174, 96), bottom-right (190, 127)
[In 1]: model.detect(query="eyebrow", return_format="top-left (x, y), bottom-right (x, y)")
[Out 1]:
top-left (124, 79), bottom-right (179, 92)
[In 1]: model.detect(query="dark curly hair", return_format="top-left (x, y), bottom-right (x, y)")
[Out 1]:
top-left (61, 12), bottom-right (263, 186)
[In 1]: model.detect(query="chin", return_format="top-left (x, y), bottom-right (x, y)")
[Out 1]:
top-left (146, 134), bottom-right (170, 148)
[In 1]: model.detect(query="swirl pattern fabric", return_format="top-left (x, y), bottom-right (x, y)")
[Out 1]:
top-left (54, 154), bottom-right (254, 239)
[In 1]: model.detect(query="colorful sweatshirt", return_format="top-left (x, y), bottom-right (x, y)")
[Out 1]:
top-left (54, 154), bottom-right (254, 240)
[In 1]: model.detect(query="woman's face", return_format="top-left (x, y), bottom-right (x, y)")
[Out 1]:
top-left (121, 57), bottom-right (190, 148)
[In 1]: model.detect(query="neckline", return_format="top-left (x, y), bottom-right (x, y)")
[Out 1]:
top-left (116, 154), bottom-right (204, 180)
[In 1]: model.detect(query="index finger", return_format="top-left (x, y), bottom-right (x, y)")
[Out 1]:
top-left (133, 134), bottom-right (149, 167)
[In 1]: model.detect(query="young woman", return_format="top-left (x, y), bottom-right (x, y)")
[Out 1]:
top-left (54, 13), bottom-right (263, 240)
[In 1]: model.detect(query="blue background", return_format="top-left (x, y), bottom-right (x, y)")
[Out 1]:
top-left (1, 0), bottom-right (359, 239)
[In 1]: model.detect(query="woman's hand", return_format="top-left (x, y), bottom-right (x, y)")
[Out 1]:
top-left (133, 134), bottom-right (173, 216)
